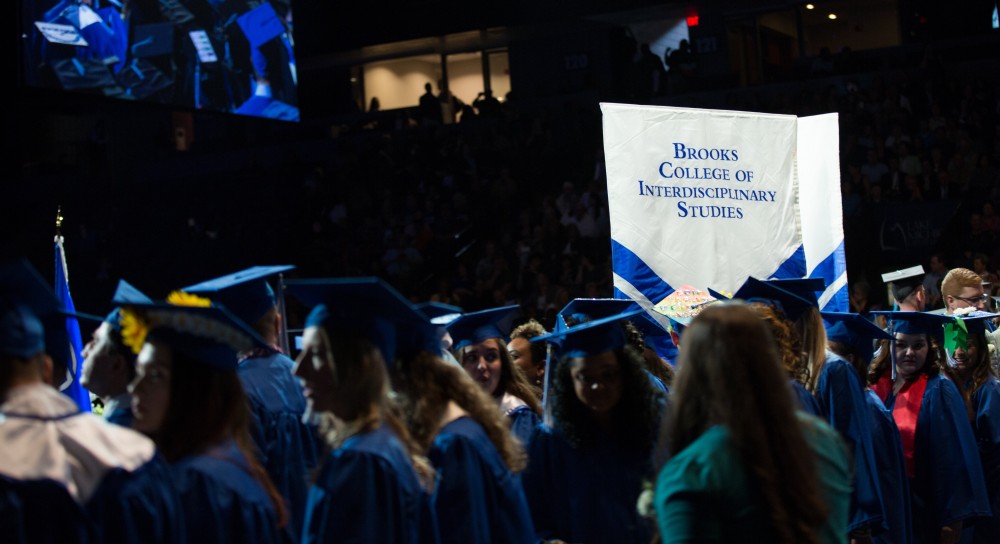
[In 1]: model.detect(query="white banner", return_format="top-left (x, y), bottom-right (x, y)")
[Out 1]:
top-left (602, 103), bottom-right (847, 312)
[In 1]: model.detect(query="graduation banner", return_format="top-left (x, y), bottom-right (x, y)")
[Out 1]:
top-left (601, 103), bottom-right (848, 321)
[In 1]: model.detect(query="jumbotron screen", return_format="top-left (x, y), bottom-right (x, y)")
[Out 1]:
top-left (20, 0), bottom-right (299, 121)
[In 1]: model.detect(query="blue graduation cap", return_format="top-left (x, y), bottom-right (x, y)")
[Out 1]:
top-left (767, 278), bottom-right (826, 307)
top-left (117, 301), bottom-right (268, 370)
top-left (532, 308), bottom-right (645, 358)
top-left (236, 2), bottom-right (285, 49)
top-left (180, 265), bottom-right (294, 326)
top-left (284, 277), bottom-right (437, 365)
top-left (556, 298), bottom-right (636, 330)
top-left (711, 276), bottom-right (814, 322)
top-left (870, 310), bottom-right (953, 339)
top-left (0, 259), bottom-right (63, 360)
top-left (821, 311), bottom-right (892, 363)
top-left (415, 301), bottom-right (464, 326)
top-left (445, 305), bottom-right (521, 351)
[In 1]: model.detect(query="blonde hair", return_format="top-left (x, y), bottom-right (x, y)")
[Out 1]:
top-left (941, 267), bottom-right (982, 299)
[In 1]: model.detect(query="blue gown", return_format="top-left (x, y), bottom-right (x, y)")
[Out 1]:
top-left (865, 390), bottom-right (913, 544)
top-left (0, 384), bottom-right (183, 544)
top-left (302, 425), bottom-right (438, 544)
top-left (523, 424), bottom-right (654, 543)
top-left (963, 376), bottom-right (1000, 544)
top-left (790, 379), bottom-right (822, 417)
top-left (813, 353), bottom-right (886, 534)
top-left (238, 351), bottom-right (318, 540)
top-left (171, 440), bottom-right (286, 544)
top-left (428, 416), bottom-right (535, 544)
top-left (882, 374), bottom-right (990, 544)
top-left (507, 405), bottom-right (542, 448)
top-left (0, 476), bottom-right (94, 543)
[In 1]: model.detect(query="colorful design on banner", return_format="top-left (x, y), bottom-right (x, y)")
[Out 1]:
top-left (601, 103), bottom-right (847, 313)
top-left (652, 285), bottom-right (717, 320)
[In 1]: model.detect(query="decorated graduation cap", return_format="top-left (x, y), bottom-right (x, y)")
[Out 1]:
top-left (180, 265), bottom-right (294, 326)
top-left (445, 304), bottom-right (521, 351)
top-left (284, 277), bottom-right (437, 365)
top-left (821, 311), bottom-right (892, 363)
top-left (0, 259), bottom-right (59, 359)
top-left (941, 310), bottom-right (1000, 354)
top-left (104, 279), bottom-right (153, 331)
top-left (710, 276), bottom-right (813, 322)
top-left (117, 297), bottom-right (268, 370)
top-left (532, 307), bottom-right (646, 359)
top-left (652, 286), bottom-right (718, 335)
top-left (767, 278), bottom-right (826, 308)
top-left (881, 265), bottom-right (925, 306)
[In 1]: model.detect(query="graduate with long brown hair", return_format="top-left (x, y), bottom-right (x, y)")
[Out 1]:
top-left (655, 301), bottom-right (851, 544)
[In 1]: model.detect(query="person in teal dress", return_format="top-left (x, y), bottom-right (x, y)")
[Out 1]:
top-left (654, 301), bottom-right (851, 544)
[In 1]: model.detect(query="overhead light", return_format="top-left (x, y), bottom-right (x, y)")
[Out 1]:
top-left (805, 3), bottom-right (815, 9)
top-left (828, 13), bottom-right (837, 20)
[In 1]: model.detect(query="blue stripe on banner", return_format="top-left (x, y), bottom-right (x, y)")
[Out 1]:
top-left (823, 284), bottom-right (849, 312)
top-left (767, 244), bottom-right (807, 280)
top-left (809, 241), bottom-right (848, 312)
top-left (610, 239), bottom-right (674, 305)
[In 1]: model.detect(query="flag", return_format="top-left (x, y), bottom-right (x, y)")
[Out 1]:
top-left (54, 234), bottom-right (92, 412)
top-left (601, 103), bottom-right (848, 315)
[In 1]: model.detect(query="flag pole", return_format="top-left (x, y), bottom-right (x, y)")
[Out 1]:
top-left (276, 272), bottom-right (291, 355)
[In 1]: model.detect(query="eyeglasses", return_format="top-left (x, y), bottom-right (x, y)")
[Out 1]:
top-left (951, 295), bottom-right (987, 306)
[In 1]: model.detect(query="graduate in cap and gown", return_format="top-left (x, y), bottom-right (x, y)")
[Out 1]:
top-left (445, 305), bottom-right (542, 446)
top-left (79, 279), bottom-right (152, 428)
top-left (523, 308), bottom-right (662, 543)
top-left (179, 265), bottom-right (317, 540)
top-left (121, 294), bottom-right (289, 543)
top-left (868, 311), bottom-right (990, 544)
top-left (823, 311), bottom-right (913, 544)
top-left (654, 301), bottom-right (851, 544)
top-left (555, 298), bottom-right (669, 395)
top-left (939, 311), bottom-right (1000, 544)
top-left (390, 296), bottom-right (536, 543)
top-left (712, 279), bottom-right (824, 417)
top-left (0, 259), bottom-right (184, 544)
top-left (285, 277), bottom-right (440, 543)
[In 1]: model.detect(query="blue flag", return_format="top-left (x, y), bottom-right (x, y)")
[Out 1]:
top-left (54, 236), bottom-right (92, 412)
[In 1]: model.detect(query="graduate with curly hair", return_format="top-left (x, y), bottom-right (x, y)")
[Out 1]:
top-left (393, 301), bottom-right (536, 543)
top-left (523, 308), bottom-right (662, 543)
